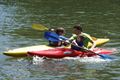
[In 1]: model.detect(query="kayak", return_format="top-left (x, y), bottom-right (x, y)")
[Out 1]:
top-left (3, 38), bottom-right (110, 57)
top-left (4, 45), bottom-right (54, 57)
top-left (3, 38), bottom-right (109, 57)
top-left (28, 48), bottom-right (113, 58)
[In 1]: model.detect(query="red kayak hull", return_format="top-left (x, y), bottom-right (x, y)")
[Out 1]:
top-left (28, 48), bottom-right (113, 58)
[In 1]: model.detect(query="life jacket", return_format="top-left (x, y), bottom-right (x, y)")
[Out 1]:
top-left (49, 35), bottom-right (68, 47)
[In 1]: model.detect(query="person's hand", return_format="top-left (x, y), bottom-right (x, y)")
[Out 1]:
top-left (89, 48), bottom-right (94, 51)
top-left (65, 40), bottom-right (70, 44)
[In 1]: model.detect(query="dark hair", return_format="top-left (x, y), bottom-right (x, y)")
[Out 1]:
top-left (73, 25), bottom-right (83, 32)
top-left (55, 27), bottom-right (65, 34)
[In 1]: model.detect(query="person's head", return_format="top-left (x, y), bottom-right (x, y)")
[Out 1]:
top-left (76, 35), bottom-right (84, 42)
top-left (55, 27), bottom-right (65, 35)
top-left (73, 25), bottom-right (83, 35)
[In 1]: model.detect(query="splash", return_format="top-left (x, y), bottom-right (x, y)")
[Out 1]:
top-left (32, 55), bottom-right (114, 65)
top-left (33, 56), bottom-right (45, 65)
top-left (78, 57), bottom-right (112, 63)
top-left (63, 56), bottom-right (113, 63)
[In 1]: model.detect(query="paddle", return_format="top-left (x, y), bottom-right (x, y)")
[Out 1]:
top-left (32, 24), bottom-right (49, 31)
top-left (70, 43), bottom-right (113, 59)
top-left (32, 24), bottom-right (98, 41)
top-left (79, 47), bottom-right (113, 59)
top-left (44, 31), bottom-right (113, 59)
top-left (92, 37), bottom-right (97, 41)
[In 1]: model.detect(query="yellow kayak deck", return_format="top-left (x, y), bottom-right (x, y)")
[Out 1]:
top-left (3, 38), bottom-right (110, 57)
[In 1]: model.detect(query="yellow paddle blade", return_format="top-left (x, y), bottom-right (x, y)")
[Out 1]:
top-left (32, 24), bottom-right (48, 31)
top-left (92, 37), bottom-right (97, 41)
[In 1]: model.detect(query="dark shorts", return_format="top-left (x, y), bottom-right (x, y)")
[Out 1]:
top-left (49, 41), bottom-right (61, 47)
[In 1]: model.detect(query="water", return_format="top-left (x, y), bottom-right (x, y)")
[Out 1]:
top-left (0, 0), bottom-right (120, 80)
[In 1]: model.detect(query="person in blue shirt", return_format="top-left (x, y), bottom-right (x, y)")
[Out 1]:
top-left (69, 25), bottom-right (96, 51)
top-left (48, 27), bottom-right (68, 47)
top-left (71, 35), bottom-right (85, 51)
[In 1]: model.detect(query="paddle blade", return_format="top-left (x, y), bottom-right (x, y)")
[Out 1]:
top-left (86, 50), bottom-right (113, 60)
top-left (92, 37), bottom-right (97, 41)
top-left (32, 24), bottom-right (48, 31)
top-left (98, 54), bottom-right (114, 60)
top-left (44, 32), bottom-right (60, 42)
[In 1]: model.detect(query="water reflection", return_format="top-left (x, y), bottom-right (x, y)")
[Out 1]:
top-left (29, 57), bottom-right (116, 79)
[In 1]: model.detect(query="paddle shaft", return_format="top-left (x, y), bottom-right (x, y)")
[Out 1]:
top-left (71, 43), bottom-right (113, 59)
top-left (71, 43), bottom-right (94, 53)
